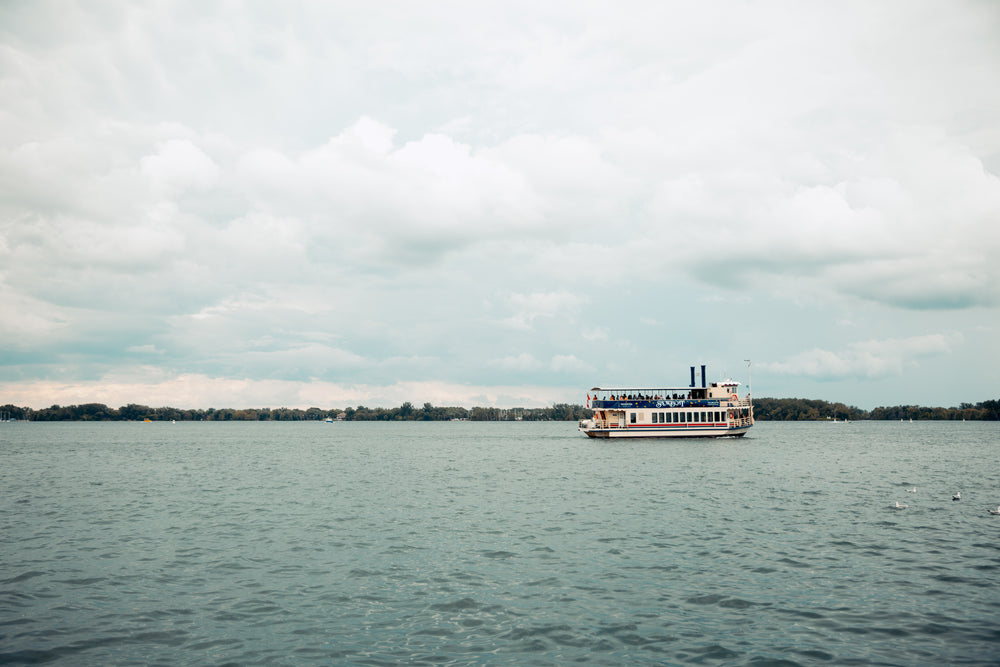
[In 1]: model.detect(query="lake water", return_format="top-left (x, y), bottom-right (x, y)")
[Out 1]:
top-left (2, 420), bottom-right (999, 665)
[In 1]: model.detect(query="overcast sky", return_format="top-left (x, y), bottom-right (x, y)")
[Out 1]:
top-left (1, 1), bottom-right (998, 410)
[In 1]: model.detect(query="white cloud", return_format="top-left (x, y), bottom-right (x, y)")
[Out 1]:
top-left (499, 291), bottom-right (586, 330)
top-left (1, 1), bottom-right (998, 409)
top-left (0, 373), bottom-right (577, 409)
top-left (141, 139), bottom-right (220, 194)
top-left (0, 279), bottom-right (71, 345)
top-left (550, 354), bottom-right (581, 372)
top-left (490, 353), bottom-right (541, 372)
top-left (761, 333), bottom-right (962, 380)
top-left (126, 344), bottom-right (164, 355)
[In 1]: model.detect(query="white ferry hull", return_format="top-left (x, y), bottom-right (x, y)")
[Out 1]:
top-left (579, 425), bottom-right (750, 439)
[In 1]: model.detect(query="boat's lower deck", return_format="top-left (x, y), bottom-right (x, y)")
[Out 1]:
top-left (579, 403), bottom-right (753, 438)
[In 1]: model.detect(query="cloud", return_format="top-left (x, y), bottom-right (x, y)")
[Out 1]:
top-left (498, 291), bottom-right (586, 331)
top-left (490, 353), bottom-right (541, 372)
top-left (0, 1), bottom-right (998, 410)
top-left (141, 139), bottom-right (220, 194)
top-left (550, 354), bottom-right (581, 372)
top-left (126, 344), bottom-right (164, 355)
top-left (0, 279), bottom-right (71, 346)
top-left (760, 333), bottom-right (962, 380)
top-left (0, 373), bottom-right (576, 409)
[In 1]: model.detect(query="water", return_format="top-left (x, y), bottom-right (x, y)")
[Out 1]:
top-left (2, 420), bottom-right (999, 665)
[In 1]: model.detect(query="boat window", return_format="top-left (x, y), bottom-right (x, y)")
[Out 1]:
top-left (674, 412), bottom-right (679, 423)
top-left (652, 412), bottom-right (658, 424)
top-left (630, 412), bottom-right (636, 424)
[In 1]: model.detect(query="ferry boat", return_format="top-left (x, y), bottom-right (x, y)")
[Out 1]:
top-left (578, 365), bottom-right (753, 438)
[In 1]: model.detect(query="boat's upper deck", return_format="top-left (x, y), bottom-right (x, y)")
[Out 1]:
top-left (590, 380), bottom-right (746, 410)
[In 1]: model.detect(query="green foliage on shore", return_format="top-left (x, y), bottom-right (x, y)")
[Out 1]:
top-left (2, 398), bottom-right (997, 422)
top-left (751, 397), bottom-right (1000, 421)
top-left (0, 401), bottom-right (592, 422)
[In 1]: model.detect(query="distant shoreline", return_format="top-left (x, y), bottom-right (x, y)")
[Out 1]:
top-left (2, 397), bottom-right (997, 422)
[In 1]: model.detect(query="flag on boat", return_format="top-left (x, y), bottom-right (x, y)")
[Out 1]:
top-left (586, 393), bottom-right (590, 408)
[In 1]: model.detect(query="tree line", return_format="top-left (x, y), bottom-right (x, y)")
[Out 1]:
top-left (0, 402), bottom-right (591, 422)
top-left (750, 397), bottom-right (1000, 421)
top-left (1, 398), bottom-right (997, 422)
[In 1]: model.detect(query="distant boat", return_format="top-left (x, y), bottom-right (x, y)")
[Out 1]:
top-left (324, 417), bottom-right (334, 423)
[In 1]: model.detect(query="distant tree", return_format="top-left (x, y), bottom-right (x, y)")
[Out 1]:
top-left (5, 397), bottom-right (995, 422)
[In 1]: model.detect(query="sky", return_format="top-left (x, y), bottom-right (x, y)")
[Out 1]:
top-left (1, 1), bottom-right (999, 411)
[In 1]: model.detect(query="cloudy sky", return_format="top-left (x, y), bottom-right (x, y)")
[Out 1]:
top-left (1, 1), bottom-right (998, 410)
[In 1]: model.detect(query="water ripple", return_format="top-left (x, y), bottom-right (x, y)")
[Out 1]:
top-left (2, 421), bottom-right (1000, 665)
